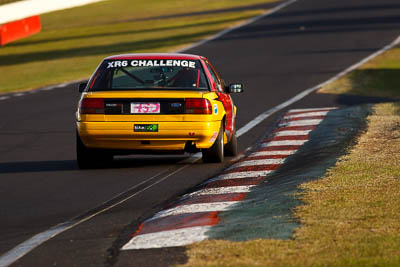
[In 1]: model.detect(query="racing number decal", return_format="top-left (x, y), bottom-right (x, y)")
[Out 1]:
top-left (131, 103), bottom-right (161, 114)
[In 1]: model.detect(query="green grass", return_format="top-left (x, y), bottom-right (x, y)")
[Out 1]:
top-left (319, 46), bottom-right (400, 99)
top-left (0, 0), bottom-right (22, 5)
top-left (0, 0), bottom-right (277, 93)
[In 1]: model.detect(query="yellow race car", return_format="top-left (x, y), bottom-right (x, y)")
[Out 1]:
top-left (76, 53), bottom-right (243, 168)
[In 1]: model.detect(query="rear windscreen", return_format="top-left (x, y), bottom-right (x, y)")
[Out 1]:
top-left (89, 59), bottom-right (209, 91)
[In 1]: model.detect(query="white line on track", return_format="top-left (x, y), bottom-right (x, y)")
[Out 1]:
top-left (0, 80), bottom-right (87, 103)
top-left (147, 201), bottom-right (243, 221)
top-left (122, 226), bottom-right (213, 250)
top-left (13, 93), bottom-right (25, 97)
top-left (3, 0), bottom-right (400, 264)
top-left (41, 86), bottom-right (55, 91)
top-left (55, 83), bottom-right (68, 88)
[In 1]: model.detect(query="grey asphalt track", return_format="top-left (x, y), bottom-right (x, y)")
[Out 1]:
top-left (1, 0), bottom-right (400, 266)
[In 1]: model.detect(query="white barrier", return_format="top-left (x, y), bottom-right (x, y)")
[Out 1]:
top-left (0, 0), bottom-right (105, 24)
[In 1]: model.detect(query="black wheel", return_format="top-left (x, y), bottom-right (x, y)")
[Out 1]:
top-left (202, 123), bottom-right (224, 163)
top-left (224, 126), bottom-right (238, 156)
top-left (76, 132), bottom-right (113, 169)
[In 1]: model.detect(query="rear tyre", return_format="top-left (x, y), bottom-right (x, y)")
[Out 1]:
top-left (76, 132), bottom-right (113, 169)
top-left (224, 126), bottom-right (238, 156)
top-left (202, 123), bottom-right (224, 163)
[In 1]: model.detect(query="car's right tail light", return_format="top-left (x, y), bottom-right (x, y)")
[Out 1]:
top-left (185, 98), bottom-right (212, 114)
top-left (79, 98), bottom-right (105, 114)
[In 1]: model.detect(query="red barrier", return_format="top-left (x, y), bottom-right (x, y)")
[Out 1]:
top-left (0, 15), bottom-right (41, 46)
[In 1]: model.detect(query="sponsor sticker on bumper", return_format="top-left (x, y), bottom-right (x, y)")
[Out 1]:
top-left (134, 124), bottom-right (159, 132)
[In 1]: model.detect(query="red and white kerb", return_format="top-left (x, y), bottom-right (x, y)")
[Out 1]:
top-left (122, 107), bottom-right (336, 250)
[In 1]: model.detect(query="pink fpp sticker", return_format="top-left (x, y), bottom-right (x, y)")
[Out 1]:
top-left (209, 131), bottom-right (218, 143)
top-left (131, 103), bottom-right (160, 114)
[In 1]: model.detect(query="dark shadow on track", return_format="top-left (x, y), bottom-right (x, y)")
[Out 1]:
top-left (130, 2), bottom-right (280, 22)
top-left (0, 156), bottom-right (190, 174)
top-left (0, 160), bottom-right (78, 173)
top-left (219, 15), bottom-right (400, 42)
top-left (271, 4), bottom-right (400, 18)
top-left (290, 47), bottom-right (378, 55)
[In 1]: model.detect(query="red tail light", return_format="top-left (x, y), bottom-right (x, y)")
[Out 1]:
top-left (79, 98), bottom-right (105, 114)
top-left (185, 98), bottom-right (212, 114)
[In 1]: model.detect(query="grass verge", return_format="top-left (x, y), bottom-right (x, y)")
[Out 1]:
top-left (0, 0), bottom-right (22, 5)
top-left (0, 0), bottom-right (277, 93)
top-left (318, 45), bottom-right (400, 99)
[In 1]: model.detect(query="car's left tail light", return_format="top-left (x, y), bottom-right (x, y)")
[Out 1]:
top-left (79, 98), bottom-right (105, 114)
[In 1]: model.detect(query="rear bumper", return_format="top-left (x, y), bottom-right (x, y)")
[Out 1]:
top-left (77, 121), bottom-right (221, 150)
